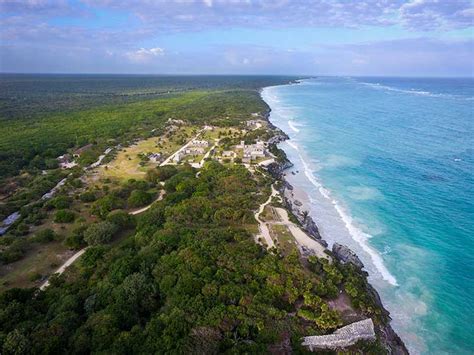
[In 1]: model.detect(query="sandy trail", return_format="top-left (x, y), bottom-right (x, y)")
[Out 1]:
top-left (39, 249), bottom-right (86, 290)
top-left (198, 139), bottom-right (219, 167)
top-left (39, 188), bottom-right (166, 291)
top-left (254, 185), bottom-right (277, 248)
top-left (273, 207), bottom-right (329, 260)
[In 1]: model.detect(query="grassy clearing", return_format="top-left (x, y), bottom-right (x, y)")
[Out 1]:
top-left (270, 224), bottom-right (297, 255)
top-left (97, 126), bottom-right (196, 181)
top-left (0, 241), bottom-right (73, 292)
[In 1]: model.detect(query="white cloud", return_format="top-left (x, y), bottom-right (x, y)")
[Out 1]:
top-left (125, 47), bottom-right (164, 63)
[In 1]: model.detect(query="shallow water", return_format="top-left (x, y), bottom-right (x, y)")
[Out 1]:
top-left (262, 77), bottom-right (474, 354)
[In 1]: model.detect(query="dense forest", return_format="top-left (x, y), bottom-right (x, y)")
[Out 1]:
top-left (0, 162), bottom-right (384, 353)
top-left (0, 74), bottom-right (299, 120)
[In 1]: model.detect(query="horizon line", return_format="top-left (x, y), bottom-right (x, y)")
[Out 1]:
top-left (0, 72), bottom-right (472, 79)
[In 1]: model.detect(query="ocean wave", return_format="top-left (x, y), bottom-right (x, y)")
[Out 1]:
top-left (296, 151), bottom-right (398, 286)
top-left (288, 120), bottom-right (301, 133)
top-left (286, 140), bottom-right (299, 151)
top-left (359, 82), bottom-right (473, 101)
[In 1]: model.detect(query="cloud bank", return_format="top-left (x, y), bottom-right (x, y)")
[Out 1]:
top-left (0, 0), bottom-right (473, 75)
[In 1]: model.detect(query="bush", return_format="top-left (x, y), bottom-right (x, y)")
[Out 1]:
top-left (91, 195), bottom-right (125, 219)
top-left (106, 210), bottom-right (133, 228)
top-left (10, 223), bottom-right (29, 236)
top-left (54, 210), bottom-right (76, 223)
top-left (79, 191), bottom-right (97, 203)
top-left (0, 239), bottom-right (28, 264)
top-left (154, 165), bottom-right (178, 181)
top-left (84, 221), bottom-right (118, 245)
top-left (64, 225), bottom-right (87, 249)
top-left (69, 178), bottom-right (83, 188)
top-left (127, 190), bottom-right (153, 208)
top-left (31, 228), bottom-right (57, 243)
top-left (48, 195), bottom-right (73, 210)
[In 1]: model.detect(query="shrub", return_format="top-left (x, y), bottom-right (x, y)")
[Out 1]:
top-left (127, 190), bottom-right (152, 208)
top-left (64, 225), bottom-right (88, 249)
top-left (31, 228), bottom-right (57, 243)
top-left (10, 223), bottom-right (29, 236)
top-left (154, 165), bottom-right (178, 181)
top-left (48, 195), bottom-right (73, 210)
top-left (106, 210), bottom-right (133, 228)
top-left (84, 221), bottom-right (118, 245)
top-left (69, 178), bottom-right (83, 188)
top-left (79, 191), bottom-right (97, 203)
top-left (54, 210), bottom-right (76, 223)
top-left (91, 195), bottom-right (125, 219)
top-left (0, 239), bottom-right (28, 264)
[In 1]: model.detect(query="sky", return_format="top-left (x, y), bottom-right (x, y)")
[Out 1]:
top-left (0, 0), bottom-right (473, 76)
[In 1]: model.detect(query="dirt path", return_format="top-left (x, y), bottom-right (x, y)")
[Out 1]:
top-left (39, 189), bottom-right (166, 291)
top-left (39, 249), bottom-right (86, 290)
top-left (130, 190), bottom-right (165, 215)
top-left (254, 185), bottom-right (278, 248)
top-left (198, 139), bottom-right (219, 167)
top-left (273, 207), bottom-right (329, 260)
top-left (160, 131), bottom-right (203, 166)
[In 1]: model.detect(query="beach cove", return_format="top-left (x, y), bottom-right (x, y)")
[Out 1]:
top-left (261, 77), bottom-right (474, 354)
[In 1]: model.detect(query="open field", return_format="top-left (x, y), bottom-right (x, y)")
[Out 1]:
top-left (96, 126), bottom-right (196, 181)
top-left (0, 240), bottom-right (73, 292)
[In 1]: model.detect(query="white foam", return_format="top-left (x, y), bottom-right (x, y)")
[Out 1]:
top-left (296, 150), bottom-right (398, 286)
top-left (288, 120), bottom-right (300, 133)
top-left (286, 140), bottom-right (299, 151)
top-left (359, 81), bottom-right (472, 101)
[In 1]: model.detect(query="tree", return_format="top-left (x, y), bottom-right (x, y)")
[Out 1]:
top-left (80, 191), bottom-right (97, 203)
top-left (154, 165), bottom-right (178, 181)
top-left (32, 228), bottom-right (57, 243)
top-left (3, 329), bottom-right (30, 355)
top-left (84, 221), bottom-right (118, 245)
top-left (64, 225), bottom-right (88, 249)
top-left (106, 210), bottom-right (133, 229)
top-left (91, 195), bottom-right (125, 219)
top-left (127, 190), bottom-right (152, 208)
top-left (48, 195), bottom-right (73, 210)
top-left (54, 210), bottom-right (76, 223)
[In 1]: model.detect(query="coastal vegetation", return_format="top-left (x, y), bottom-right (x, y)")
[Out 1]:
top-left (0, 162), bottom-right (387, 353)
top-left (0, 75), bottom-right (400, 353)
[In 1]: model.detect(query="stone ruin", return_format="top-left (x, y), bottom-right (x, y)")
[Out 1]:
top-left (302, 318), bottom-right (376, 351)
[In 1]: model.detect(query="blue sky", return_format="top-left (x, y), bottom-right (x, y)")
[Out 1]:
top-left (0, 0), bottom-right (473, 76)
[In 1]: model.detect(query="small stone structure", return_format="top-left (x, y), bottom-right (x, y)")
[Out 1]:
top-left (332, 243), bottom-right (364, 269)
top-left (302, 318), bottom-right (375, 351)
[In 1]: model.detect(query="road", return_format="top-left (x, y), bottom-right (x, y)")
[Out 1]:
top-left (160, 130), bottom-right (203, 166)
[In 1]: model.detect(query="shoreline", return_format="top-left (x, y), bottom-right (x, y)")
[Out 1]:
top-left (260, 85), bottom-right (408, 354)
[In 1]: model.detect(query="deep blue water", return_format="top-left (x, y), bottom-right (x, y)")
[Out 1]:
top-left (262, 77), bottom-right (473, 354)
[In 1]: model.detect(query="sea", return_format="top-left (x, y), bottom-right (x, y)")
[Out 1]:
top-left (261, 77), bottom-right (473, 354)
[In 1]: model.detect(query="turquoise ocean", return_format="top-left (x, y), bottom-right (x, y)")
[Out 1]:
top-left (261, 77), bottom-right (473, 354)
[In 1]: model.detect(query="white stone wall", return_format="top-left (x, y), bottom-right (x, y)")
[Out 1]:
top-left (302, 318), bottom-right (376, 351)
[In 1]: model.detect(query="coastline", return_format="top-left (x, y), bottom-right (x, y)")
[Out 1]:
top-left (260, 85), bottom-right (408, 354)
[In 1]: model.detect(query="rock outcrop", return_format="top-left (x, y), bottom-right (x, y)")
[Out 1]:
top-left (302, 318), bottom-right (376, 351)
top-left (332, 243), bottom-right (364, 269)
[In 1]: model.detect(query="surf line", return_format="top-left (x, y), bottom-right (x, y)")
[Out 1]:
top-left (286, 140), bottom-right (398, 286)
